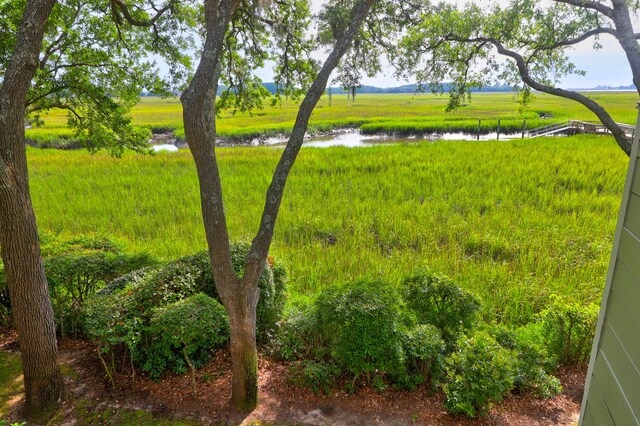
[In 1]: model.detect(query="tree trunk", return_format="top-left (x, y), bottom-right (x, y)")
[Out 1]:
top-left (226, 286), bottom-right (260, 411)
top-left (0, 159), bottom-right (64, 417)
top-left (0, 0), bottom-right (64, 418)
top-left (0, 169), bottom-right (64, 416)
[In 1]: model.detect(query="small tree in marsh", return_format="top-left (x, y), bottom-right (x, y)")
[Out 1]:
top-left (0, 0), bottom-right (189, 416)
top-left (398, 0), bottom-right (640, 156)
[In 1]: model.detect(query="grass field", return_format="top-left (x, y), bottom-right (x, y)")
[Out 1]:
top-left (26, 91), bottom-right (640, 143)
top-left (28, 134), bottom-right (628, 324)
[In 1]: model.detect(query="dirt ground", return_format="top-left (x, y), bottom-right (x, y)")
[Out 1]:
top-left (1, 333), bottom-right (586, 425)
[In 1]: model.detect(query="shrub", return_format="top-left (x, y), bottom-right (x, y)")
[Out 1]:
top-left (488, 323), bottom-right (562, 398)
top-left (401, 324), bottom-right (445, 389)
top-left (126, 259), bottom-right (202, 316)
top-left (45, 251), bottom-right (157, 337)
top-left (145, 294), bottom-right (229, 384)
top-left (172, 246), bottom-right (287, 342)
top-left (83, 293), bottom-right (139, 351)
top-left (82, 243), bottom-right (286, 384)
top-left (0, 304), bottom-right (11, 328)
top-left (288, 361), bottom-right (339, 396)
top-left (401, 271), bottom-right (480, 345)
top-left (260, 257), bottom-right (288, 341)
top-left (0, 233), bottom-right (152, 332)
top-left (99, 266), bottom-right (154, 295)
top-left (83, 293), bottom-right (140, 386)
top-left (267, 299), bottom-right (328, 362)
top-left (83, 261), bottom-right (205, 384)
top-left (443, 331), bottom-right (517, 417)
top-left (315, 279), bottom-right (406, 387)
top-left (538, 295), bottom-right (599, 365)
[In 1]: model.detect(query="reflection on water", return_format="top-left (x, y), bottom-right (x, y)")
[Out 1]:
top-left (266, 129), bottom-right (524, 148)
top-left (439, 132), bottom-right (524, 141)
top-left (152, 144), bottom-right (179, 152)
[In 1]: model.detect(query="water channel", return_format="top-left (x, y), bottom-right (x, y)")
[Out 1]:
top-left (265, 129), bottom-right (525, 148)
top-left (151, 129), bottom-right (527, 152)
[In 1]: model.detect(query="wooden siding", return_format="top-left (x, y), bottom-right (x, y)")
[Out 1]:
top-left (580, 106), bottom-right (640, 426)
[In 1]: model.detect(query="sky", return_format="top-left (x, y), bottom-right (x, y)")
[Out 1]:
top-left (351, 34), bottom-right (633, 89)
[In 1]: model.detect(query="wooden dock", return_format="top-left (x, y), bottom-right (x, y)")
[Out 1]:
top-left (528, 120), bottom-right (635, 139)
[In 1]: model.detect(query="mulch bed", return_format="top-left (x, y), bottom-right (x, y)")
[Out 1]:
top-left (1, 333), bottom-right (587, 425)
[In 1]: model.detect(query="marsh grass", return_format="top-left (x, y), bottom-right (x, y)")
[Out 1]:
top-left (26, 92), bottom-right (640, 143)
top-left (28, 134), bottom-right (626, 324)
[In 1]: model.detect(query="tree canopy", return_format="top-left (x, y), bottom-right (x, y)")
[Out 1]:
top-left (398, 0), bottom-right (640, 155)
top-left (0, 0), bottom-right (196, 154)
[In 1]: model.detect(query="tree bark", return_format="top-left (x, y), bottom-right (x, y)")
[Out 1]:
top-left (226, 287), bottom-right (260, 410)
top-left (0, 0), bottom-right (64, 418)
top-left (181, 0), bottom-right (255, 410)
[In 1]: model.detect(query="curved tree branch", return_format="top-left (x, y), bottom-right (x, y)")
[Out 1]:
top-left (552, 0), bottom-right (614, 18)
top-left (110, 0), bottom-right (176, 27)
top-left (445, 34), bottom-right (632, 156)
top-left (27, 102), bottom-right (83, 122)
top-left (536, 27), bottom-right (617, 50)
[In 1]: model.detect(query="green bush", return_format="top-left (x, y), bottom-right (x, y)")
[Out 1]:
top-left (39, 233), bottom-right (125, 257)
top-left (144, 293), bottom-right (229, 380)
top-left (83, 293), bottom-right (139, 352)
top-left (83, 261), bottom-right (206, 384)
top-left (401, 324), bottom-right (445, 389)
top-left (177, 246), bottom-right (286, 342)
top-left (126, 259), bottom-right (202, 315)
top-left (288, 361), bottom-right (339, 396)
top-left (106, 245), bottom-right (287, 342)
top-left (488, 323), bottom-right (562, 398)
top-left (267, 299), bottom-right (328, 362)
top-left (0, 233), bottom-right (151, 330)
top-left (538, 295), bottom-right (599, 365)
top-left (99, 266), bottom-right (154, 295)
top-left (315, 279), bottom-right (406, 387)
top-left (83, 293), bottom-right (141, 385)
top-left (443, 331), bottom-right (517, 417)
top-left (401, 271), bottom-right (480, 345)
top-left (45, 251), bottom-right (156, 337)
top-left (82, 243), bottom-right (286, 383)
top-left (0, 303), bottom-right (11, 328)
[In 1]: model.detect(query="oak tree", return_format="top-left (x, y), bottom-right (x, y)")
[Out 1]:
top-left (0, 0), bottom-right (186, 416)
